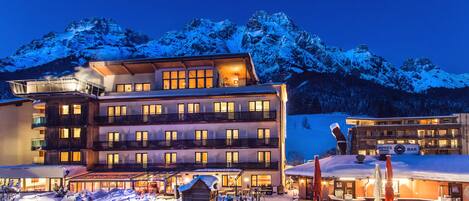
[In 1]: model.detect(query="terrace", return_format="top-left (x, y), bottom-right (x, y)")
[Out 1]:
top-left (8, 77), bottom-right (104, 98)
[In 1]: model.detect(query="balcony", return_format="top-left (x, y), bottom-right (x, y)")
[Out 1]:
top-left (8, 77), bottom-right (104, 98)
top-left (92, 162), bottom-right (278, 172)
top-left (45, 115), bottom-right (87, 126)
top-left (42, 139), bottom-right (86, 150)
top-left (93, 138), bottom-right (279, 151)
top-left (95, 111), bottom-right (276, 126)
top-left (31, 138), bottom-right (46, 150)
top-left (32, 117), bottom-right (46, 128)
top-left (33, 156), bottom-right (45, 164)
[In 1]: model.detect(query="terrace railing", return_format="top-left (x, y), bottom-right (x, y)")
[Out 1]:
top-left (8, 77), bottom-right (104, 98)
top-left (92, 162), bottom-right (278, 172)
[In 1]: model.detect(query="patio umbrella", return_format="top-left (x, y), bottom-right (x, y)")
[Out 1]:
top-left (313, 155), bottom-right (322, 201)
top-left (385, 155), bottom-right (394, 201)
top-left (373, 163), bottom-right (383, 201)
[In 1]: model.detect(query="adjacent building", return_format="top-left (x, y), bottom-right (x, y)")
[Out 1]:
top-left (347, 114), bottom-right (469, 155)
top-left (8, 53), bottom-right (288, 194)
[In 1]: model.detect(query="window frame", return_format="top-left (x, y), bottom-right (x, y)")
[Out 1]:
top-left (195, 152), bottom-right (208, 164)
top-left (188, 69), bottom-right (213, 89)
top-left (116, 83), bottom-right (133, 92)
top-left (135, 83), bottom-right (151, 92)
top-left (163, 70), bottom-right (186, 90)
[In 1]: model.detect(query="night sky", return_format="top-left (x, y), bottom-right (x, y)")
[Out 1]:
top-left (1, 0), bottom-right (468, 73)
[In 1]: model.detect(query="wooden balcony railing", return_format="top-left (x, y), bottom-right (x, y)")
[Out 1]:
top-left (92, 162), bottom-right (278, 172)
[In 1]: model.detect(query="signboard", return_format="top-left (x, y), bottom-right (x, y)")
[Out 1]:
top-left (376, 144), bottom-right (419, 155)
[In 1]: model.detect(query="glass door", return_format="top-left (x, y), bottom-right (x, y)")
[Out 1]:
top-left (226, 129), bottom-right (239, 146)
top-left (107, 153), bottom-right (119, 169)
top-left (108, 132), bottom-right (119, 148)
top-left (136, 131), bottom-right (148, 147)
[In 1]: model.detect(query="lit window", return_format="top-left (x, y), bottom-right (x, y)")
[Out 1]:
top-left (73, 128), bottom-right (81, 138)
top-left (439, 140), bottom-right (448, 147)
top-left (136, 153), bottom-right (148, 164)
top-left (195, 152), bottom-right (208, 164)
top-left (257, 128), bottom-right (271, 139)
top-left (226, 151), bottom-right (239, 164)
top-left (163, 71), bottom-right (185, 90)
top-left (257, 151), bottom-right (271, 163)
top-left (108, 106), bottom-right (127, 116)
top-left (222, 175), bottom-right (241, 187)
top-left (59, 128), bottom-right (70, 139)
top-left (358, 150), bottom-right (367, 155)
top-left (188, 69), bottom-right (213, 89)
top-left (187, 103), bottom-right (200, 113)
top-left (165, 153), bottom-right (177, 164)
top-left (72, 104), bottom-right (81, 115)
top-left (195, 130), bottom-right (208, 140)
top-left (213, 102), bottom-right (235, 112)
top-left (136, 131), bottom-right (148, 142)
top-left (165, 131), bottom-right (177, 141)
top-left (251, 175), bottom-right (271, 187)
top-left (135, 83), bottom-right (151, 92)
top-left (249, 101), bottom-right (270, 112)
top-left (72, 152), bottom-right (81, 162)
top-left (226, 129), bottom-right (239, 145)
top-left (107, 153), bottom-right (119, 165)
top-left (60, 152), bottom-right (69, 162)
top-left (116, 84), bottom-right (133, 92)
top-left (142, 104), bottom-right (162, 115)
top-left (439, 130), bottom-right (447, 136)
top-left (61, 105), bottom-right (69, 115)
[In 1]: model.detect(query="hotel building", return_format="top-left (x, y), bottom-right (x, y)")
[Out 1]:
top-left (347, 114), bottom-right (469, 155)
top-left (8, 53), bottom-right (288, 194)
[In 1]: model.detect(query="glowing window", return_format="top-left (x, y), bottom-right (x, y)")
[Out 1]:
top-left (135, 83), bottom-right (151, 92)
top-left (163, 71), bottom-right (185, 90)
top-left (73, 128), bottom-right (81, 138)
top-left (188, 69), bottom-right (213, 89)
top-left (60, 152), bottom-right (69, 162)
top-left (61, 105), bottom-right (69, 115)
top-left (195, 152), bottom-right (208, 164)
top-left (72, 104), bottom-right (81, 115)
top-left (251, 175), bottom-right (271, 187)
top-left (222, 175), bottom-right (241, 187)
top-left (72, 151), bottom-right (81, 162)
top-left (59, 128), bottom-right (70, 139)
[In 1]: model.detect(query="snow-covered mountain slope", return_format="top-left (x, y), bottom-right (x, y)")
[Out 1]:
top-left (1, 11), bottom-right (467, 92)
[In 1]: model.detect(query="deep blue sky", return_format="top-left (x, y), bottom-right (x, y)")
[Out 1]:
top-left (1, 0), bottom-right (468, 73)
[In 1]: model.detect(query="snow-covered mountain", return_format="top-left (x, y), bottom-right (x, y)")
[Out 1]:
top-left (0, 11), bottom-right (468, 116)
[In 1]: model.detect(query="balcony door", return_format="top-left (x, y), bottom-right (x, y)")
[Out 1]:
top-left (165, 131), bottom-right (177, 146)
top-left (136, 131), bottom-right (148, 147)
top-left (107, 106), bottom-right (127, 123)
top-left (195, 152), bottom-right (208, 165)
top-left (107, 153), bottom-right (119, 169)
top-left (136, 153), bottom-right (148, 168)
top-left (142, 104), bottom-right (162, 122)
top-left (257, 151), bottom-right (271, 167)
top-left (195, 130), bottom-right (208, 146)
top-left (214, 102), bottom-right (235, 119)
top-left (257, 128), bottom-right (271, 145)
top-left (178, 103), bottom-right (185, 120)
top-left (226, 151), bottom-right (239, 167)
top-left (249, 100), bottom-right (270, 118)
top-left (226, 129), bottom-right (239, 146)
top-left (165, 153), bottom-right (177, 166)
top-left (107, 132), bottom-right (119, 148)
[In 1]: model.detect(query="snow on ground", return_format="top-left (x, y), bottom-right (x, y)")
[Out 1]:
top-left (286, 113), bottom-right (350, 161)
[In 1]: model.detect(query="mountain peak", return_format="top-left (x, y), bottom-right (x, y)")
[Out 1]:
top-left (402, 58), bottom-right (439, 72)
top-left (65, 17), bottom-right (121, 34)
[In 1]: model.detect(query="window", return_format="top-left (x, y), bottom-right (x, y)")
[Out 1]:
top-left (165, 153), bottom-right (177, 165)
top-left (136, 153), bottom-right (148, 165)
top-left (439, 130), bottom-right (447, 136)
top-left (59, 128), bottom-right (70, 139)
top-left (213, 102), bottom-right (235, 113)
top-left (165, 131), bottom-right (177, 145)
top-left (142, 105), bottom-right (162, 115)
top-left (257, 151), bottom-right (271, 164)
top-left (226, 151), bottom-right (239, 166)
top-left (451, 139), bottom-right (458, 148)
top-left (135, 83), bottom-right (151, 92)
top-left (187, 103), bottom-right (200, 113)
top-left (163, 71), bottom-right (185, 90)
top-left (108, 106), bottom-right (127, 116)
top-left (116, 84), bottom-right (132, 92)
top-left (226, 129), bottom-right (239, 145)
top-left (222, 175), bottom-right (241, 187)
top-left (188, 69), bottom-right (213, 89)
top-left (107, 153), bottom-right (119, 168)
top-left (73, 128), bottom-right (81, 138)
top-left (251, 175), bottom-right (271, 187)
top-left (108, 132), bottom-right (119, 142)
top-left (73, 104), bottom-right (81, 114)
top-left (195, 130), bottom-right (208, 140)
top-left (60, 105), bottom-right (70, 115)
top-left (377, 140), bottom-right (384, 145)
top-left (178, 103), bottom-right (185, 120)
top-left (60, 152), bottom-right (69, 162)
top-left (72, 151), bottom-right (81, 162)
top-left (439, 140), bottom-right (448, 148)
top-left (257, 128), bottom-right (271, 139)
top-left (358, 150), bottom-right (366, 155)
top-left (136, 131), bottom-right (148, 141)
top-left (195, 152), bottom-right (208, 164)
top-left (249, 100), bottom-right (270, 112)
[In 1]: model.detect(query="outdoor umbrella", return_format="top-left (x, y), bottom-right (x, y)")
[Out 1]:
top-left (313, 155), bottom-right (322, 201)
top-left (373, 163), bottom-right (383, 201)
top-left (385, 155), bottom-right (394, 201)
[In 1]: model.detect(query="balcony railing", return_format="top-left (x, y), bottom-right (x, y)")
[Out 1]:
top-left (8, 77), bottom-right (104, 98)
top-left (93, 138), bottom-right (279, 151)
top-left (95, 111), bottom-right (276, 126)
top-left (31, 138), bottom-right (46, 150)
top-left (45, 115), bottom-right (87, 126)
top-left (42, 139), bottom-right (86, 150)
top-left (92, 162), bottom-right (278, 172)
top-left (32, 117), bottom-right (47, 128)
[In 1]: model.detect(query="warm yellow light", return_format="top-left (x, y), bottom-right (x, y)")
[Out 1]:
top-left (183, 177), bottom-right (191, 184)
top-left (243, 177), bottom-right (250, 183)
top-left (299, 179), bottom-right (305, 183)
top-left (339, 177), bottom-right (356, 181)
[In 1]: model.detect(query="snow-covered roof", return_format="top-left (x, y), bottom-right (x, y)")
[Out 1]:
top-left (0, 98), bottom-right (29, 106)
top-left (0, 165), bottom-right (86, 178)
top-left (285, 155), bottom-right (469, 182)
top-left (178, 175), bottom-right (219, 192)
top-left (99, 84), bottom-right (279, 100)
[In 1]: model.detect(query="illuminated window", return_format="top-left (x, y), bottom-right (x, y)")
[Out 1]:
top-left (116, 84), bottom-right (132, 92)
top-left (135, 83), bottom-right (151, 92)
top-left (439, 140), bottom-right (448, 147)
top-left (73, 128), bottom-right (81, 138)
top-left (188, 69), bottom-right (213, 89)
top-left (226, 151), bottom-right (239, 165)
top-left (257, 151), bottom-right (271, 163)
top-left (108, 106), bottom-right (127, 116)
top-left (396, 140), bottom-right (405, 144)
top-left (60, 152), bottom-right (69, 162)
top-left (165, 131), bottom-right (177, 141)
top-left (195, 152), bottom-right (208, 164)
top-left (59, 128), bottom-right (70, 139)
top-left (163, 71), bottom-right (185, 90)
top-left (408, 140), bottom-right (416, 144)
top-left (251, 175), bottom-right (271, 187)
top-left (438, 130), bottom-right (447, 136)
top-left (136, 153), bottom-right (148, 165)
top-left (60, 105), bottom-right (70, 115)
top-left (222, 175), bottom-right (241, 187)
top-left (257, 128), bottom-right (271, 139)
top-left (195, 130), bottom-right (208, 140)
top-left (451, 140), bottom-right (458, 148)
top-left (187, 103), bottom-right (200, 113)
top-left (249, 100), bottom-right (270, 112)
top-left (136, 131), bottom-right (148, 142)
top-left (142, 104), bottom-right (162, 115)
top-left (358, 150), bottom-right (366, 155)
top-left (72, 104), bottom-right (81, 115)
top-left (368, 150), bottom-right (376, 155)
top-left (72, 151), bottom-right (81, 162)
top-left (108, 132), bottom-right (119, 142)
top-left (226, 129), bottom-right (239, 145)
top-left (107, 153), bottom-right (119, 166)
top-left (213, 102), bottom-right (235, 112)
top-left (165, 152), bottom-right (177, 164)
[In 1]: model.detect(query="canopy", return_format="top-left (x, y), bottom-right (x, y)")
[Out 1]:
top-left (0, 165), bottom-right (86, 178)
